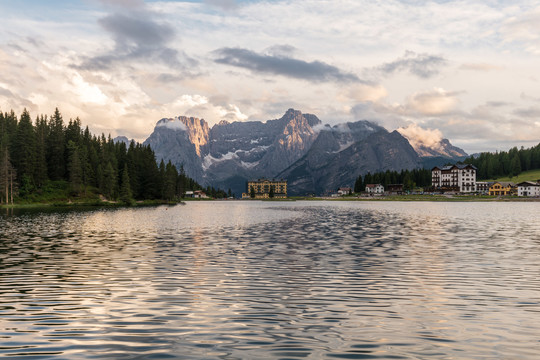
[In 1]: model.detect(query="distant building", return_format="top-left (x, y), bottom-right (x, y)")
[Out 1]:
top-left (489, 182), bottom-right (516, 196)
top-left (517, 181), bottom-right (540, 197)
top-left (432, 164), bottom-right (477, 193)
top-left (365, 184), bottom-right (384, 194)
top-left (193, 190), bottom-right (208, 198)
top-left (185, 190), bottom-right (208, 198)
top-left (386, 184), bottom-right (403, 195)
top-left (337, 187), bottom-right (352, 196)
top-left (475, 181), bottom-right (493, 195)
top-left (242, 178), bottom-right (287, 199)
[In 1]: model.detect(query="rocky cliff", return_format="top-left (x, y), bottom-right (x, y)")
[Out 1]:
top-left (277, 126), bottom-right (422, 195)
top-left (143, 109), bottom-right (466, 196)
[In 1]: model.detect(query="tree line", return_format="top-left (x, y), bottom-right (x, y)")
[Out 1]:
top-left (0, 108), bottom-right (227, 204)
top-left (463, 143), bottom-right (540, 180)
top-left (352, 142), bottom-right (540, 193)
top-left (354, 168), bottom-right (432, 192)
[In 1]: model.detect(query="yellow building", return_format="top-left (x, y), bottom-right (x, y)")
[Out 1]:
top-left (242, 178), bottom-right (287, 199)
top-left (489, 182), bottom-right (516, 196)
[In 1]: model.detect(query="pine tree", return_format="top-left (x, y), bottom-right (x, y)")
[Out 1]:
top-left (163, 161), bottom-right (177, 201)
top-left (102, 162), bottom-right (116, 199)
top-left (12, 109), bottom-right (36, 186)
top-left (510, 153), bottom-right (521, 177)
top-left (67, 141), bottom-right (83, 195)
top-left (0, 146), bottom-right (17, 204)
top-left (120, 165), bottom-right (134, 205)
top-left (34, 115), bottom-right (48, 188)
top-left (47, 108), bottom-right (65, 180)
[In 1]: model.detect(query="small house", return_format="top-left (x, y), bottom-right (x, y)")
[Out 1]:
top-left (337, 187), bottom-right (352, 196)
top-left (386, 184), bottom-right (403, 195)
top-left (365, 184), bottom-right (384, 194)
top-left (489, 182), bottom-right (515, 196)
top-left (517, 181), bottom-right (540, 197)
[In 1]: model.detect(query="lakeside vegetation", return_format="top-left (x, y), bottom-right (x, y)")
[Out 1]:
top-left (465, 144), bottom-right (540, 180)
top-left (487, 169), bottom-right (540, 183)
top-left (0, 108), bottom-right (229, 207)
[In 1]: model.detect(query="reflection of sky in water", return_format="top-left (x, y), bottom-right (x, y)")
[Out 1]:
top-left (0, 201), bottom-right (539, 359)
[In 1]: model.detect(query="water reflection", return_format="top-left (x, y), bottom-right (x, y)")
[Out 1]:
top-left (0, 201), bottom-right (539, 359)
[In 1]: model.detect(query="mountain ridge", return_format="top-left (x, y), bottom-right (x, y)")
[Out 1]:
top-left (141, 109), bottom-right (467, 196)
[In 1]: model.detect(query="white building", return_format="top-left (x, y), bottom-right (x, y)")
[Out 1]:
top-left (432, 164), bottom-right (477, 193)
top-left (365, 184), bottom-right (384, 194)
top-left (337, 187), bottom-right (352, 196)
top-left (517, 181), bottom-right (540, 197)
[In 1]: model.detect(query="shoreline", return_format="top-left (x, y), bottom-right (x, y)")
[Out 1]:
top-left (0, 199), bottom-right (184, 210)
top-left (2, 195), bottom-right (539, 210)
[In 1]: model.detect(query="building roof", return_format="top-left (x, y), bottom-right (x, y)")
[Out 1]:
top-left (491, 182), bottom-right (516, 187)
top-left (432, 164), bottom-right (478, 171)
top-left (517, 181), bottom-right (540, 187)
top-left (365, 184), bottom-right (382, 188)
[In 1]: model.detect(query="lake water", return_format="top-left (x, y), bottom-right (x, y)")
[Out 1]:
top-left (0, 201), bottom-right (539, 359)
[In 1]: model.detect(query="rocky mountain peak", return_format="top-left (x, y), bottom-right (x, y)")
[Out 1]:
top-left (157, 116), bottom-right (210, 157)
top-left (280, 108), bottom-right (322, 127)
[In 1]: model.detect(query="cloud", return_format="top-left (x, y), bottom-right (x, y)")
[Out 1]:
top-left (204, 0), bottom-right (238, 11)
top-left (397, 124), bottom-right (444, 151)
top-left (340, 84), bottom-right (388, 103)
top-left (501, 6), bottom-right (540, 54)
top-left (94, 0), bottom-right (145, 9)
top-left (167, 94), bottom-right (248, 125)
top-left (77, 10), bottom-right (195, 71)
top-left (407, 88), bottom-right (461, 116)
top-left (212, 47), bottom-right (361, 83)
top-left (0, 85), bottom-right (37, 110)
top-left (378, 50), bottom-right (448, 79)
top-left (156, 118), bottom-right (188, 131)
top-left (513, 106), bottom-right (540, 118)
top-left (459, 63), bottom-right (504, 71)
top-left (172, 94), bottom-right (209, 108)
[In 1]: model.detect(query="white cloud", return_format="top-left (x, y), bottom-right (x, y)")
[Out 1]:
top-left (69, 72), bottom-right (108, 105)
top-left (501, 6), bottom-right (540, 54)
top-left (0, 0), bottom-right (539, 152)
top-left (173, 94), bottom-right (209, 108)
top-left (156, 118), bottom-right (188, 131)
top-left (397, 124), bottom-right (444, 152)
top-left (407, 88), bottom-right (461, 116)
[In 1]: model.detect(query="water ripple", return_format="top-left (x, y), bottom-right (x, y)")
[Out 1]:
top-left (0, 201), bottom-right (539, 359)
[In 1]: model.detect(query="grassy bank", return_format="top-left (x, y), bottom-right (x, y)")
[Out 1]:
top-left (1, 181), bottom-right (183, 209)
top-left (288, 194), bottom-right (537, 202)
top-left (487, 169), bottom-right (540, 183)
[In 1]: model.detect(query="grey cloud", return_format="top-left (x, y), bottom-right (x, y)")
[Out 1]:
top-left (486, 101), bottom-right (510, 108)
top-left (99, 13), bottom-right (174, 47)
top-left (0, 86), bottom-right (36, 110)
top-left (265, 44), bottom-right (297, 57)
top-left (25, 37), bottom-right (43, 48)
top-left (520, 92), bottom-right (540, 102)
top-left (8, 43), bottom-right (26, 52)
top-left (513, 106), bottom-right (540, 118)
top-left (213, 47), bottom-right (361, 83)
top-left (204, 0), bottom-right (238, 10)
top-left (95, 0), bottom-right (144, 9)
top-left (378, 51), bottom-right (447, 79)
top-left (77, 12), bottom-right (196, 71)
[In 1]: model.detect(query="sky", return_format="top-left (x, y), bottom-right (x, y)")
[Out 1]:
top-left (1, 0), bottom-right (540, 153)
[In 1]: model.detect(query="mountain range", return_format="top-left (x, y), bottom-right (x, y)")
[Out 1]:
top-left (137, 109), bottom-right (467, 196)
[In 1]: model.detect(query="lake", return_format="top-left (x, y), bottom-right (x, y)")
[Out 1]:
top-left (0, 201), bottom-right (539, 359)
